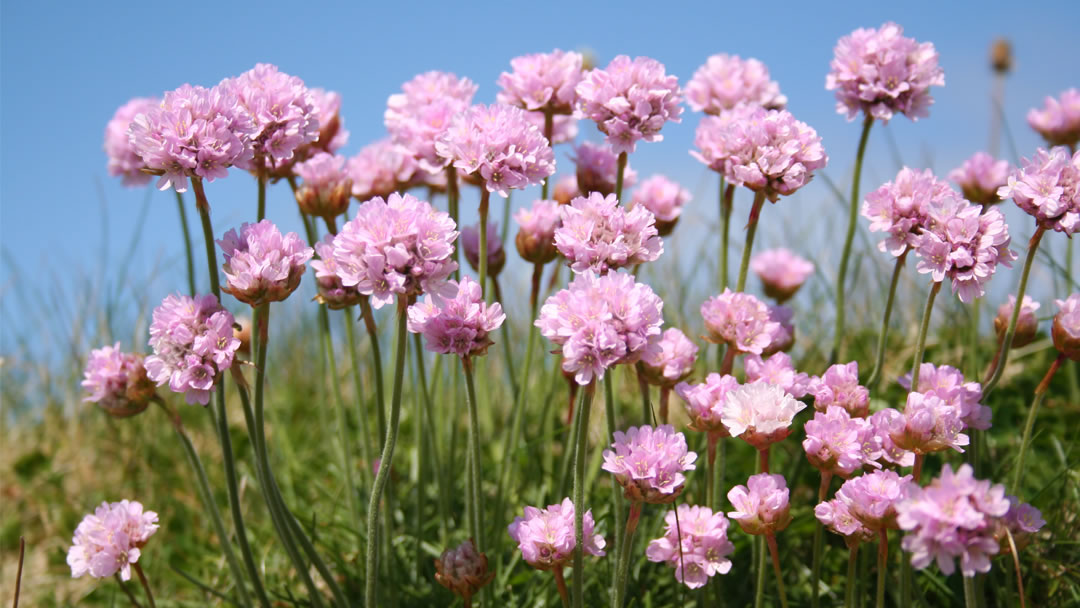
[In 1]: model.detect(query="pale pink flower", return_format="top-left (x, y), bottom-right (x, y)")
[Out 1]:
top-left (836, 470), bottom-right (911, 531)
top-left (1053, 293), bottom-right (1080, 361)
top-left (514, 199), bottom-right (562, 265)
top-left (571, 141), bottom-right (638, 197)
top-left (218, 220), bottom-right (314, 307)
top-left (640, 327), bottom-right (698, 387)
top-left (949, 152), bottom-right (1010, 206)
top-left (877, 392), bottom-right (969, 455)
top-left (750, 248), bottom-right (814, 303)
top-left (293, 152), bottom-right (352, 220)
top-left (762, 304), bottom-right (796, 356)
top-left (575, 55), bottom-right (682, 155)
top-left (347, 138), bottom-right (421, 202)
top-left (507, 498), bottom-right (605, 570)
top-left (862, 167), bottom-right (952, 257)
top-left (816, 498), bottom-right (874, 546)
top-left (67, 500), bottom-right (159, 581)
top-left (145, 293), bottom-right (240, 406)
top-left (685, 54), bottom-right (786, 115)
top-left (675, 373), bottom-right (740, 437)
top-left (497, 50), bottom-right (584, 115)
top-left (646, 504), bottom-right (734, 589)
top-left (721, 382), bottom-right (806, 450)
top-left (407, 277), bottom-right (505, 358)
top-left (743, 352), bottom-right (810, 399)
top-left (630, 174), bottom-right (691, 235)
top-left (1027, 88), bottom-right (1080, 148)
top-left (803, 406), bottom-right (881, 478)
top-left (311, 235), bottom-right (364, 310)
top-left (602, 425), bottom-right (697, 503)
top-left (82, 344), bottom-right (155, 417)
top-left (385, 71), bottom-right (477, 174)
top-left (899, 363), bottom-right (991, 431)
top-left (870, 408), bottom-right (915, 467)
top-left (105, 97), bottom-right (158, 186)
top-left (998, 146), bottom-right (1080, 236)
top-left (555, 192), bottom-right (663, 274)
top-left (727, 473), bottom-right (791, 536)
top-left (809, 362), bottom-right (870, 418)
top-left (700, 289), bottom-right (778, 355)
top-left (994, 295), bottom-right (1040, 348)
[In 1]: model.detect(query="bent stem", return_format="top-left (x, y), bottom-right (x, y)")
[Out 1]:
top-left (613, 501), bottom-right (643, 608)
top-left (833, 115), bottom-right (874, 363)
top-left (735, 191), bottom-right (767, 293)
top-left (766, 534), bottom-right (789, 608)
top-left (1004, 528), bottom-right (1028, 608)
top-left (132, 563), bottom-right (157, 608)
top-left (866, 250), bottom-right (908, 392)
top-left (1010, 353), bottom-right (1066, 493)
top-left (571, 381), bottom-right (598, 608)
top-left (876, 530), bottom-right (888, 608)
top-left (461, 356), bottom-right (486, 551)
top-left (173, 191), bottom-right (197, 295)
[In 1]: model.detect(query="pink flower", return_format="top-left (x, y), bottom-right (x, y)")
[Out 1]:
top-left (346, 138), bottom-right (420, 202)
top-left (744, 352), bottom-right (810, 398)
top-left (311, 236), bottom-right (364, 310)
top-left (555, 191), bottom-right (663, 274)
top-left (218, 220), bottom-right (314, 307)
top-left (862, 167), bottom-right (952, 256)
top-left (331, 192), bottom-right (458, 309)
top-left (949, 152), bottom-right (1011, 206)
top-left (721, 382), bottom-right (806, 450)
top-left (646, 504), bottom-right (734, 589)
top-left (82, 344), bottom-right (155, 417)
top-left (700, 289), bottom-right (778, 355)
top-left (994, 295), bottom-right (1040, 348)
top-left (836, 470), bottom-right (911, 530)
top-left (878, 392), bottom-right (969, 455)
top-left (407, 277), bottom-right (505, 358)
top-left (998, 147), bottom-right (1080, 236)
top-left (497, 50), bottom-right (584, 115)
top-left (899, 363), bottom-right (991, 431)
top-left (1053, 293), bottom-right (1080, 361)
top-left (571, 141), bottom-right (638, 197)
top-left (803, 406), bottom-right (881, 478)
top-left (105, 97), bottom-right (158, 186)
top-left (870, 408), bottom-right (915, 467)
top-left (816, 498), bottom-right (874, 546)
top-left (826, 22), bottom-right (945, 123)
top-left (809, 361), bottom-right (870, 418)
top-left (307, 88), bottom-right (349, 157)
top-left (575, 55), bottom-right (682, 155)
top-left (435, 539), bottom-right (495, 599)
top-left (385, 71), bottom-right (477, 174)
top-left (461, 222), bottom-right (506, 276)
top-left (602, 425), bottom-right (697, 503)
top-left (507, 498), bottom-right (605, 570)
top-left (630, 175), bottom-right (691, 235)
top-left (685, 54), bottom-right (786, 115)
top-left (1027, 88), bottom-right (1080, 148)
top-left (727, 473), bottom-right (791, 536)
top-left (514, 199), bottom-right (562, 265)
top-left (145, 293), bottom-right (240, 405)
top-left (552, 174), bottom-right (580, 205)
top-left (997, 497), bottom-right (1045, 554)
top-left (675, 373), bottom-right (740, 437)
top-left (762, 304), bottom-right (796, 356)
top-left (640, 327), bottom-right (698, 387)
top-left (750, 248), bottom-right (814, 303)
top-left (67, 500), bottom-right (159, 581)
top-left (293, 152), bottom-right (352, 220)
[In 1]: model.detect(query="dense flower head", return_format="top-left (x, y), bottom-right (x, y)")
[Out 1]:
top-left (816, 498), bottom-right (874, 546)
top-left (434, 539), bottom-right (494, 599)
top-left (497, 50), bottom-right (584, 115)
top-left (744, 352), bottom-right (810, 398)
top-left (727, 473), bottom-right (791, 535)
top-left (1053, 293), bottom-right (1080, 360)
top-left (640, 327), bottom-right (698, 387)
top-left (826, 22), bottom-right (945, 123)
top-left (1026, 88), bottom-right (1080, 147)
top-left (435, 103), bottom-right (555, 197)
top-left (949, 152), bottom-right (1010, 206)
top-left (721, 382), bottom-right (806, 450)
top-left (994, 295), bottom-right (1040, 348)
top-left (691, 107), bottom-right (827, 201)
top-left (646, 504), bottom-right (734, 588)
top-left (630, 174), bottom-right (691, 235)
top-left (507, 498), bottom-right (605, 570)
top-left (311, 236), bottom-right (364, 310)
top-left (862, 167), bottom-right (952, 256)
top-left (307, 88), bottom-right (349, 156)
top-left (128, 83), bottom-right (256, 192)
top-left (105, 97), bottom-right (159, 186)
top-left (997, 496), bottom-right (1045, 554)
top-left (293, 152), bottom-right (352, 220)
top-left (145, 294), bottom-right (240, 405)
top-left (685, 54), bottom-right (786, 115)
top-left (998, 147), bottom-right (1080, 236)
top-left (408, 277), bottom-right (505, 358)
top-left (331, 192), bottom-right (458, 309)
top-left (218, 220), bottom-right (313, 307)
top-left (869, 408), bottom-right (915, 467)
top-left (803, 406), bottom-right (881, 478)
top-left (67, 500), bottom-right (159, 581)
top-left (555, 192), bottom-right (663, 273)
top-left (750, 248), bottom-right (814, 303)
top-left (675, 373), bottom-right (740, 436)
top-left (700, 289), bottom-right (779, 355)
top-left (762, 304), bottom-right (796, 356)
top-left (552, 174), bottom-right (581, 205)
top-left (571, 141), bottom-right (638, 197)
top-left (385, 71), bottom-right (477, 174)
top-left (514, 199), bottom-right (562, 264)
top-left (575, 55), bottom-right (683, 155)
top-left (878, 392), bottom-right (969, 455)
top-left (602, 425), bottom-right (697, 503)
top-left (836, 470), bottom-right (911, 531)
top-left (899, 363), bottom-right (991, 431)
top-left (461, 222), bottom-right (506, 276)
top-left (82, 344), bottom-right (155, 417)
top-left (897, 464), bottom-right (1012, 577)
top-left (809, 361), bottom-right (870, 418)
top-left (347, 138), bottom-right (420, 202)
top-left (536, 270), bottom-right (664, 384)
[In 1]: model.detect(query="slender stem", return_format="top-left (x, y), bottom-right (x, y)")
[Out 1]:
top-left (615, 152), bottom-right (628, 202)
top-left (557, 377), bottom-right (583, 501)
top-left (706, 436), bottom-right (719, 510)
top-left (255, 174), bottom-right (267, 221)
top-left (719, 180), bottom-right (733, 290)
top-left (712, 439), bottom-right (725, 512)
top-left (759, 447), bottom-right (770, 474)
top-left (613, 502), bottom-right (643, 608)
top-left (909, 282), bottom-right (942, 390)
top-left (604, 372), bottom-right (626, 570)
top-left (554, 568), bottom-right (571, 608)
top-left (343, 310), bottom-right (375, 486)
top-left (190, 178), bottom-right (220, 297)
top-left (754, 530), bottom-right (767, 608)
top-left (719, 347), bottom-right (737, 376)
top-left (658, 386), bottom-right (670, 425)
top-left (866, 251), bottom-right (907, 392)
top-left (963, 575), bottom-right (977, 608)
top-left (319, 305), bottom-right (358, 532)
top-left (542, 109), bottom-right (555, 200)
top-left (846, 545), bottom-right (858, 608)
top-left (876, 530), bottom-right (888, 608)
top-left (571, 381), bottom-right (598, 608)
top-left (1010, 354), bottom-right (1066, 493)
top-left (1004, 528), bottom-right (1028, 608)
top-left (461, 356), bottom-right (486, 551)
top-left (447, 167), bottom-right (460, 280)
top-left (735, 191), bottom-right (767, 293)
top-left (912, 454), bottom-right (924, 484)
top-left (132, 563), bottom-right (157, 608)
top-left (493, 316), bottom-right (541, 539)
top-left (114, 574), bottom-right (144, 608)
top-left (365, 297), bottom-right (410, 607)
top-left (811, 472), bottom-right (833, 608)
top-left (492, 277), bottom-right (518, 397)
top-left (833, 115), bottom-right (874, 363)
top-left (530, 262), bottom-right (544, 316)
top-left (360, 298), bottom-right (387, 445)
top-left (635, 363), bottom-right (651, 424)
top-left (173, 190), bottom-right (197, 295)
top-left (479, 189), bottom-right (490, 299)
top-left (984, 227), bottom-right (1047, 396)
top-left (766, 534), bottom-right (789, 608)
top-left (414, 334), bottom-right (450, 540)
top-left (13, 536), bottom-right (24, 608)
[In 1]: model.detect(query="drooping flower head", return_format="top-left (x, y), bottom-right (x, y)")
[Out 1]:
top-left (105, 97), bottom-right (159, 186)
top-left (222, 64), bottom-right (319, 174)
top-left (507, 498), bottom-right (605, 571)
top-left (536, 270), bottom-right (664, 384)
top-left (555, 192), bottom-right (663, 274)
top-left (385, 71), bottom-right (477, 174)
top-left (899, 363), bottom-right (991, 431)
top-left (862, 167), bottom-right (952, 256)
top-left (646, 504), bottom-right (734, 589)
top-left (331, 192), bottom-right (458, 309)
top-left (1027, 88), bottom-right (1080, 148)
top-left (809, 361), bottom-right (870, 418)
top-left (218, 220), bottom-right (314, 307)
top-left (700, 289), bottom-right (779, 355)
top-left (721, 382), bottom-right (806, 450)
top-left (826, 22), bottom-right (945, 123)
top-left (408, 277), bottom-right (505, 358)
top-left (145, 294), bottom-right (241, 405)
top-left (803, 406), bottom-right (882, 478)
top-left (311, 235), bottom-right (364, 310)
top-left (514, 199), bottom-right (562, 265)
top-left (675, 373), bottom-right (740, 437)
top-left (82, 344), bottom-right (156, 417)
top-left (751, 248), bottom-right (814, 303)
top-left (461, 222), bottom-right (506, 276)
top-left (949, 152), bottom-right (1011, 206)
top-left (293, 152), bottom-right (352, 221)
top-left (571, 141), bottom-right (637, 197)
top-left (685, 54), bottom-right (786, 115)
top-left (727, 473), bottom-right (791, 536)
top-left (575, 55), bottom-right (683, 155)
top-left (870, 408), bottom-right (915, 467)
top-left (994, 295), bottom-right (1040, 348)
top-left (744, 352), bottom-right (810, 398)
top-left (630, 175), bottom-right (691, 236)
top-left (836, 470), bottom-right (911, 531)
top-left (877, 392), bottom-right (969, 455)
top-left (998, 147), bottom-right (1080, 236)
top-left (602, 425), bottom-right (697, 503)
top-left (497, 50), bottom-right (584, 115)
top-left (67, 500), bottom-right (159, 581)
top-left (640, 327), bottom-right (698, 388)
top-left (1053, 293), bottom-right (1080, 361)
top-left (434, 539), bottom-right (495, 601)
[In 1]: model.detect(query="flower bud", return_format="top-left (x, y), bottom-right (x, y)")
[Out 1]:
top-left (461, 222), bottom-right (506, 277)
top-left (990, 38), bottom-right (1013, 75)
top-left (994, 295), bottom-right (1040, 348)
top-left (434, 539), bottom-right (494, 601)
top-left (1052, 294), bottom-right (1080, 361)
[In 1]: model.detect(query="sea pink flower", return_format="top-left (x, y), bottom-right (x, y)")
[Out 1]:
top-left (721, 382), bottom-right (806, 450)
top-left (555, 192), bottom-right (663, 274)
top-left (700, 289), bottom-right (778, 355)
top-left (727, 473), bottom-right (791, 536)
top-left (949, 152), bottom-right (1010, 206)
top-left (293, 152), bottom-right (352, 220)
top-left (630, 174), bottom-right (691, 235)
top-left (877, 392), bottom-right (969, 455)
top-left (899, 363), bottom-right (991, 431)
top-left (998, 147), bottom-right (1080, 236)
top-left (744, 352), bottom-right (810, 398)
top-left (575, 55), bottom-right (682, 155)
top-left (816, 498), bottom-right (874, 546)
top-left (836, 470), bottom-right (911, 531)
top-left (862, 167), bottom-right (952, 256)
top-left (646, 504), bottom-right (734, 589)
top-left (685, 54), bottom-right (786, 115)
top-left (602, 425), bottom-right (697, 503)
top-left (461, 222), bottom-right (506, 276)
top-left (571, 141), bottom-right (638, 197)
top-left (145, 293), bottom-right (240, 405)
top-left (332, 192), bottom-right (458, 309)
top-left (435, 539), bottom-right (494, 600)
top-left (218, 220), bottom-right (313, 307)
top-left (640, 327), bottom-right (698, 387)
top-left (82, 344), bottom-right (155, 417)
top-left (751, 248), bottom-right (814, 303)
top-left (994, 295), bottom-right (1040, 348)
top-left (497, 50), bottom-right (584, 115)
top-left (870, 408), bottom-right (915, 467)
top-left (552, 174), bottom-right (580, 205)
top-left (514, 199), bottom-right (562, 265)
top-left (385, 71), bottom-right (477, 174)
top-left (67, 500), bottom-right (159, 581)
top-left (675, 373), bottom-right (740, 437)
top-left (803, 406), bottom-right (881, 478)
top-left (826, 22), bottom-right (945, 123)
top-left (997, 497), bottom-right (1045, 554)
top-left (1027, 88), bottom-right (1080, 148)
top-left (306, 88), bottom-right (349, 157)
top-left (809, 362), bottom-right (870, 418)
top-left (762, 304), bottom-right (796, 356)
top-left (408, 277), bottom-right (505, 358)
top-left (347, 138), bottom-right (420, 202)
top-left (105, 97), bottom-right (158, 186)
top-left (536, 270), bottom-right (664, 384)
top-left (507, 498), bottom-right (605, 570)
top-left (1053, 293), bottom-right (1080, 360)
top-left (311, 235), bottom-right (364, 310)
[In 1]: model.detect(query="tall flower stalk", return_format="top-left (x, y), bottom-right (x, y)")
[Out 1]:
top-left (833, 115), bottom-right (874, 361)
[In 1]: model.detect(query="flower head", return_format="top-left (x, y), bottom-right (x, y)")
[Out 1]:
top-left (347, 138), bottom-right (420, 202)
top-left (949, 152), bottom-right (1010, 206)
top-left (461, 222), bottom-right (506, 276)
top-left (750, 248), bottom-right (814, 303)
top-left (727, 473), bottom-right (791, 535)
top-left (575, 55), bottom-right (682, 155)
top-left (307, 88), bottom-right (349, 157)
top-left (602, 425), bottom-right (697, 503)
top-left (408, 277), bottom-right (505, 358)
top-left (630, 175), bottom-right (691, 235)
top-left (862, 167), bottom-right (952, 256)
top-left (997, 497), bottom-right (1045, 554)
top-left (145, 294), bottom-right (240, 405)
top-left (218, 220), bottom-right (314, 307)
top-left (1053, 293), bottom-right (1080, 360)
top-left (640, 327), bottom-right (698, 387)
top-left (675, 373), bottom-right (739, 437)
top-left (836, 470), bottom-right (911, 530)
top-left (571, 141), bottom-right (637, 197)
top-left (105, 97), bottom-right (158, 186)
top-left (762, 304), bottom-right (796, 356)
top-left (646, 504), bottom-right (734, 589)
top-left (816, 498), bottom-right (874, 546)
top-left (1027, 88), bottom-right (1080, 148)
top-left (994, 295), bottom-right (1040, 348)
top-left (311, 235), bottom-right (364, 310)
top-left (385, 71), bottom-right (477, 174)
top-left (434, 539), bottom-right (494, 600)
top-left (555, 192), bottom-right (663, 274)
top-left (803, 406), bottom-right (881, 478)
top-left (998, 147), bottom-right (1080, 236)
top-left (744, 352), bottom-right (810, 399)
top-left (67, 500), bottom-right (159, 581)
top-left (82, 344), bottom-right (155, 417)
top-left (497, 50), bottom-right (584, 115)
top-left (685, 54), bottom-right (786, 115)
top-left (878, 392), bottom-right (969, 455)
top-left (899, 363), bottom-right (991, 431)
top-left (721, 382), bottom-right (806, 450)
top-left (809, 362), bottom-right (870, 418)
top-left (507, 498), bottom-right (605, 570)
top-left (870, 408), bottom-right (915, 467)
top-left (293, 152), bottom-right (352, 220)
top-left (700, 289), bottom-right (778, 355)
top-left (514, 199), bottom-right (562, 265)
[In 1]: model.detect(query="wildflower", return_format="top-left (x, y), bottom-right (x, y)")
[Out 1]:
top-left (145, 293), bottom-right (240, 405)
top-left (575, 55), bottom-right (682, 155)
top-left (675, 373), bottom-right (740, 437)
top-left (727, 473), bottom-right (791, 536)
top-left (346, 138), bottom-right (420, 202)
top-left (555, 192), bottom-right (662, 274)
top-left (685, 54), bottom-right (786, 115)
top-left (306, 88), bottom-right (349, 157)
top-left (514, 199), bottom-right (562, 265)
top-left (105, 97), bottom-right (158, 186)
top-left (507, 498), bottom-right (605, 570)
top-left (67, 500), bottom-right (159, 580)
top-left (876, 392), bottom-right (969, 455)
top-left (571, 141), bottom-right (637, 197)
top-left (461, 222), bottom-right (506, 276)
top-left (751, 248), bottom-right (814, 303)
top-left (998, 147), bottom-right (1080, 236)
top-left (762, 304), bottom-right (796, 355)
top-left (1027, 88), bottom-right (1080, 148)
top-left (744, 352), bottom-right (810, 398)
top-left (602, 425), bottom-right (697, 503)
top-left (996, 497), bottom-right (1045, 554)
top-left (497, 50), bottom-right (584, 116)
top-left (870, 408), bottom-right (915, 467)
top-left (311, 235), bottom-right (364, 310)
top-left (994, 295), bottom-right (1040, 348)
top-left (862, 167), bottom-right (952, 257)
top-left (640, 327), bottom-right (698, 387)
top-left (385, 71), bottom-right (477, 174)
top-left (816, 498), bottom-right (874, 546)
top-left (408, 277), bottom-right (505, 358)
top-left (630, 175), bottom-right (691, 236)
top-left (721, 382), bottom-right (806, 450)
top-left (646, 504), bottom-right (734, 589)
top-left (803, 406), bottom-right (881, 478)
top-left (218, 220), bottom-right (314, 307)
top-left (435, 539), bottom-right (495, 601)
top-left (808, 362), bottom-right (870, 418)
top-left (1053, 293), bottom-right (1080, 360)
top-left (700, 289), bottom-right (778, 355)
top-left (82, 344), bottom-right (155, 417)
top-left (948, 152), bottom-right (1010, 206)
top-left (836, 470), bottom-right (911, 531)
top-left (899, 363), bottom-right (991, 430)
top-left (293, 152), bottom-right (352, 221)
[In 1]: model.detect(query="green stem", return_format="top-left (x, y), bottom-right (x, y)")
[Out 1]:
top-left (719, 179), bottom-right (732, 290)
top-left (462, 356), bottom-right (486, 551)
top-left (705, 435), bottom-right (718, 510)
top-left (767, 534), bottom-right (789, 608)
top-left (910, 282), bottom-right (942, 390)
top-left (319, 305), bottom-right (358, 532)
top-left (613, 502), bottom-right (642, 608)
top-left (615, 152), bottom-right (628, 202)
top-left (343, 310), bottom-right (375, 487)
top-left (604, 372), bottom-right (625, 584)
top-left (173, 190), bottom-right (197, 295)
top-left (866, 250), bottom-right (908, 392)
top-left (448, 167), bottom-right (460, 281)
top-left (256, 174), bottom-right (267, 221)
top-left (114, 574), bottom-right (143, 608)
top-left (492, 277), bottom-right (519, 397)
top-left (414, 334), bottom-right (451, 541)
top-left (132, 563), bottom-right (157, 608)
top-left (811, 472), bottom-right (833, 608)
top-left (634, 363), bottom-right (651, 424)
top-left (479, 190), bottom-right (490, 299)
top-left (846, 545), bottom-right (858, 608)
top-left (833, 115), bottom-right (874, 363)
top-left (542, 109), bottom-right (555, 199)
top-left (190, 178), bottom-right (220, 297)
top-left (963, 575), bottom-right (977, 608)
top-left (554, 567), bottom-right (571, 608)
top-left (735, 191), bottom-right (767, 293)
top-left (360, 298), bottom-right (387, 445)
top-left (754, 530), bottom-right (767, 608)
top-left (571, 381), bottom-right (598, 608)
top-left (876, 530), bottom-right (888, 608)
top-left (1010, 354), bottom-right (1065, 493)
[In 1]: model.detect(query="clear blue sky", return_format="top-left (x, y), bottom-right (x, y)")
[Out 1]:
top-left (2, 0), bottom-right (1078, 360)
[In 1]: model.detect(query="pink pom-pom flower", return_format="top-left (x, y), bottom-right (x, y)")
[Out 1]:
top-left (646, 504), bottom-right (734, 589)
top-left (1027, 88), bottom-right (1080, 148)
top-left (497, 50), bottom-right (584, 116)
top-left (862, 167), bottom-right (952, 257)
top-left (293, 152), bottom-right (353, 221)
top-left (311, 235), bottom-right (365, 310)
top-left (685, 54), bottom-right (786, 115)
top-left (407, 277), bottom-right (505, 359)
top-left (899, 363), bottom-right (991, 431)
top-left (808, 361), bottom-right (870, 418)
top-left (997, 146), bottom-right (1080, 237)
top-left (1053, 293), bottom-right (1080, 361)
top-left (82, 344), bottom-right (156, 417)
top-left (803, 406), bottom-right (882, 478)
top-left (721, 382), bottom-right (806, 451)
top-left (744, 352), bottom-right (810, 399)
top-left (385, 71), bottom-right (477, 174)
top-left (630, 174), bottom-right (691, 236)
top-left (105, 97), bottom-right (158, 186)
top-left (639, 327), bottom-right (698, 387)
top-left (700, 289), bottom-right (778, 355)
top-left (218, 220), bottom-right (314, 307)
top-left (507, 498), bottom-right (606, 571)
top-left (948, 152), bottom-right (1010, 206)
top-left (575, 55), bottom-right (682, 155)
top-left (836, 470), bottom-right (911, 531)
top-left (346, 138), bottom-right (421, 202)
top-left (750, 248), bottom-right (814, 303)
top-left (727, 473), bottom-right (791, 536)
top-left (67, 500), bottom-right (159, 581)
top-left (602, 425), bottom-right (697, 503)
top-left (994, 295), bottom-right (1040, 348)
top-left (514, 199), bottom-right (562, 265)
top-left (555, 192), bottom-right (663, 274)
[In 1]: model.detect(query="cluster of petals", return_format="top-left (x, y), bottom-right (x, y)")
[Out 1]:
top-left (675, 373), bottom-right (740, 436)
top-left (899, 363), bottom-right (990, 430)
top-left (646, 504), bottom-right (734, 589)
top-left (408, 277), bottom-right (505, 358)
top-left (145, 294), bottom-right (240, 405)
top-left (218, 220), bottom-right (313, 307)
top-left (105, 97), bottom-right (158, 186)
top-left (763, 304), bottom-right (795, 355)
top-left (514, 199), bottom-right (562, 265)
top-left (630, 174), bottom-right (690, 235)
top-left (1026, 88), bottom-right (1080, 147)
top-left (862, 167), bottom-right (952, 256)
top-left (602, 425), bottom-right (697, 503)
top-left (692, 106), bottom-right (827, 201)
top-left (311, 236), bottom-right (364, 310)
top-left (997, 497), bottom-right (1046, 554)
top-left (640, 327), bottom-right (698, 387)
top-left (507, 498), bottom-right (605, 570)
top-left (82, 343), bottom-right (155, 417)
top-left (948, 152), bottom-right (1010, 206)
top-left (554, 192), bottom-right (663, 274)
top-left (1053, 293), bottom-right (1080, 360)
top-left (744, 352), bottom-right (810, 398)
top-left (346, 138), bottom-right (420, 202)
top-left (461, 222), bottom-right (506, 276)
top-left (750, 248), bottom-right (814, 303)
top-left (575, 55), bottom-right (683, 155)
top-left (997, 146), bottom-right (1080, 236)
top-left (293, 152), bottom-right (352, 220)
top-left (994, 295), bottom-right (1040, 348)
top-left (571, 141), bottom-right (637, 197)
top-left (385, 71), bottom-right (477, 173)
top-left (435, 539), bottom-right (494, 599)
top-left (331, 192), bottom-right (458, 309)
top-left (803, 406), bottom-right (882, 478)
top-left (306, 88), bottom-right (349, 158)
top-left (222, 63), bottom-right (318, 173)
top-left (826, 22), bottom-right (945, 123)
top-left (684, 54), bottom-right (786, 115)
top-left (877, 392), bottom-right (969, 455)
top-left (67, 500), bottom-right (159, 581)
top-left (835, 470), bottom-right (911, 531)
top-left (721, 382), bottom-right (806, 450)
top-left (497, 50), bottom-right (584, 115)
top-left (727, 473), bottom-right (791, 536)
top-left (700, 289), bottom-right (778, 355)
top-left (815, 497), bottom-right (874, 546)
top-left (869, 409), bottom-right (915, 467)
top-left (808, 361), bottom-right (870, 418)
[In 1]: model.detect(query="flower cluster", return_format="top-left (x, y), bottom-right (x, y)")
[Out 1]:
top-left (675, 373), bottom-right (740, 436)
top-left (346, 138), bottom-right (421, 202)
top-left (555, 192), bottom-right (663, 273)
top-left (815, 498), bottom-right (874, 546)
top-left (408, 277), bottom-right (505, 358)
top-left (750, 248), bottom-right (814, 303)
top-left (223, 63), bottom-right (318, 173)
top-left (826, 22), bottom-right (945, 122)
top-left (385, 71), bottom-right (477, 174)
top-left (461, 222), bottom-right (506, 276)
top-left (721, 382), bottom-right (806, 450)
top-left (434, 539), bottom-right (494, 600)
top-left (307, 88), bottom-right (349, 157)
top-left (507, 498), bottom-right (606, 570)
top-left (646, 504), bottom-right (734, 589)
top-left (105, 97), bottom-right (158, 186)
top-left (744, 352), bottom-right (810, 398)
top-left (293, 152), bottom-right (352, 220)
top-left (1054, 293), bottom-right (1080, 360)
top-left (803, 406), bottom-right (881, 478)
top-left (870, 409), bottom-right (915, 467)
top-left (700, 289), bottom-right (778, 355)
top-left (763, 304), bottom-right (795, 355)
top-left (994, 295), bottom-right (1040, 348)
top-left (998, 146), bottom-right (1080, 236)
top-left (145, 294), bottom-right (241, 405)
top-left (876, 392), bottom-right (969, 455)
top-left (82, 344), bottom-right (155, 417)
top-left (630, 174), bottom-right (691, 235)
top-left (571, 141), bottom-right (637, 197)
top-left (218, 220), bottom-right (313, 307)
top-left (640, 327), bottom-right (698, 387)
top-left (727, 473), bottom-right (791, 536)
top-left (497, 50), bottom-right (584, 115)
top-left (575, 55), bottom-right (683, 155)
top-left (899, 363), bottom-right (991, 431)
top-left (835, 470), bottom-right (910, 531)
top-left (1026, 88), bottom-right (1080, 148)
top-left (684, 54), bottom-right (786, 115)
top-left (808, 361), bottom-right (870, 418)
top-left (862, 167), bottom-right (952, 256)
top-left (311, 236), bottom-right (364, 310)
top-left (67, 500), bottom-right (159, 581)
top-left (514, 199), bottom-right (562, 265)
top-left (602, 425), bottom-right (697, 503)
top-left (948, 152), bottom-right (1010, 206)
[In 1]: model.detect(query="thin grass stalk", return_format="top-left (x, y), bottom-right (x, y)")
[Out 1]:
top-left (571, 381), bottom-right (598, 608)
top-left (833, 115), bottom-right (874, 363)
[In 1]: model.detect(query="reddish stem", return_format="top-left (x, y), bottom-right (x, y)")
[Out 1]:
top-left (912, 454), bottom-right (924, 483)
top-left (759, 447), bottom-right (770, 474)
top-left (719, 347), bottom-right (738, 376)
top-left (553, 567), bottom-right (570, 608)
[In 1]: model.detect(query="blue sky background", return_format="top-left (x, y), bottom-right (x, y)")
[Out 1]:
top-left (2, 0), bottom-right (1078, 364)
